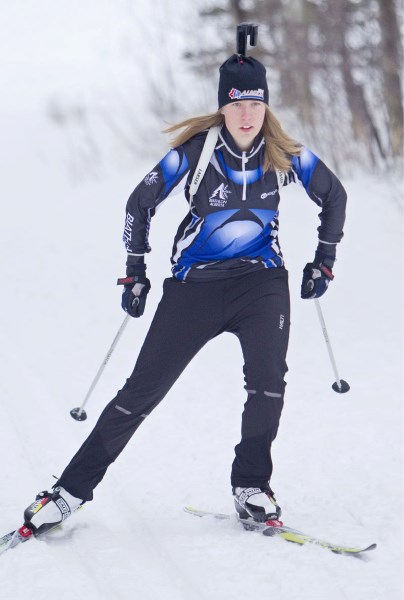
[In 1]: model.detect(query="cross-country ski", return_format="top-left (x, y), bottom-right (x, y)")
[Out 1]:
top-left (184, 507), bottom-right (377, 556)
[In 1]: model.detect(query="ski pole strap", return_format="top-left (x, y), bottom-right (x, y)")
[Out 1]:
top-left (319, 264), bottom-right (334, 280)
top-left (189, 125), bottom-right (221, 198)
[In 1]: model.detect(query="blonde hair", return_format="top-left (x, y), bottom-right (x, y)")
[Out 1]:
top-left (163, 106), bottom-right (301, 172)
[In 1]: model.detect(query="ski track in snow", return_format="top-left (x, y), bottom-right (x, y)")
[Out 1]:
top-left (0, 108), bottom-right (403, 599)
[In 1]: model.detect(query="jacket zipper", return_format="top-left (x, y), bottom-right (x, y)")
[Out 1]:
top-left (242, 152), bottom-right (248, 201)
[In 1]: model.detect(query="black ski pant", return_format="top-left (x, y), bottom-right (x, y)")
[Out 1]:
top-left (58, 268), bottom-right (290, 500)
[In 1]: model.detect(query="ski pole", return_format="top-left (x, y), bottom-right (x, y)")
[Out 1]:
top-left (70, 314), bottom-right (131, 421)
top-left (314, 299), bottom-right (350, 393)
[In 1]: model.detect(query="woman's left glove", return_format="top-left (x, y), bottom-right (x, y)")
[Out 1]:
top-left (301, 251), bottom-right (334, 299)
top-left (117, 264), bottom-right (151, 318)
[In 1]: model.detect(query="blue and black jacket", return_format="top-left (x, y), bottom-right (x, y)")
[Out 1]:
top-left (124, 126), bottom-right (347, 281)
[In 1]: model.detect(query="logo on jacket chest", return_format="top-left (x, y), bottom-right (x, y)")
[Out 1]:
top-left (209, 183), bottom-right (231, 207)
top-left (261, 189), bottom-right (278, 199)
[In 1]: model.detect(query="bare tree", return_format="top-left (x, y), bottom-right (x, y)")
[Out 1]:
top-left (46, 0), bottom-right (403, 178)
top-left (378, 0), bottom-right (403, 161)
top-left (186, 0), bottom-right (403, 174)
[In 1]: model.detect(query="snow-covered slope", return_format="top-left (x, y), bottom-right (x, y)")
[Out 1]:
top-left (1, 2), bottom-right (403, 597)
top-left (0, 109), bottom-right (402, 600)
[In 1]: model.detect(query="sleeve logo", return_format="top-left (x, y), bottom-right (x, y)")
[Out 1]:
top-left (144, 171), bottom-right (159, 186)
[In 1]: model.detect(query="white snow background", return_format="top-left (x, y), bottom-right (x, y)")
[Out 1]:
top-left (0, 3), bottom-right (403, 599)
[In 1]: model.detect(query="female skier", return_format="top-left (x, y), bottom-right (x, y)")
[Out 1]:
top-left (22, 45), bottom-right (346, 535)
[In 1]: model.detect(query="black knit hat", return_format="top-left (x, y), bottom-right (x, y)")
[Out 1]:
top-left (218, 54), bottom-right (269, 108)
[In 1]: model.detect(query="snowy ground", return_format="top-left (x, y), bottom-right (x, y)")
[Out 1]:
top-left (0, 106), bottom-right (403, 599)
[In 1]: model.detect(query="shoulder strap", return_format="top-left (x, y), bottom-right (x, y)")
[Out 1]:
top-left (189, 125), bottom-right (221, 198)
top-left (276, 169), bottom-right (285, 189)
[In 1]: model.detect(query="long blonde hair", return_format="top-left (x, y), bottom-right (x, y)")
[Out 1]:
top-left (163, 106), bottom-right (301, 172)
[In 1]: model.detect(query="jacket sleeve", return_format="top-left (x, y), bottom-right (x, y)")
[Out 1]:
top-left (285, 146), bottom-right (347, 254)
top-left (123, 147), bottom-right (190, 258)
top-left (123, 133), bottom-right (206, 259)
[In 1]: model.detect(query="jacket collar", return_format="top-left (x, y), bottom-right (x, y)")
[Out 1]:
top-left (217, 125), bottom-right (265, 159)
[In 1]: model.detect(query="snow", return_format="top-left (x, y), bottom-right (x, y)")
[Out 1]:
top-left (1, 4), bottom-right (403, 599)
top-left (1, 111), bottom-right (402, 600)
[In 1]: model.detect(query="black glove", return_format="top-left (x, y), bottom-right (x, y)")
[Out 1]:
top-left (301, 251), bottom-right (334, 300)
top-left (117, 264), bottom-right (151, 318)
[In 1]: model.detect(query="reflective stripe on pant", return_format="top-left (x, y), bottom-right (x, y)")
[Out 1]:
top-left (58, 268), bottom-right (290, 500)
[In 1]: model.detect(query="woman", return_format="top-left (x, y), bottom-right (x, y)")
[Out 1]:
top-left (23, 52), bottom-right (346, 535)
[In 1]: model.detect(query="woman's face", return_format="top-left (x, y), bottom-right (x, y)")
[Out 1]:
top-left (221, 100), bottom-right (266, 151)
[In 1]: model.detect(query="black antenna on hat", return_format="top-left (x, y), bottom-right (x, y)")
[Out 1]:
top-left (236, 23), bottom-right (258, 57)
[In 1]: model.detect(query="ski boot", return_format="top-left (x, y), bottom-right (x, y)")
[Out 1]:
top-left (232, 486), bottom-right (282, 525)
top-left (24, 486), bottom-right (84, 537)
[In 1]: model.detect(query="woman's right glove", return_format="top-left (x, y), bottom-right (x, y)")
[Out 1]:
top-left (117, 264), bottom-right (151, 318)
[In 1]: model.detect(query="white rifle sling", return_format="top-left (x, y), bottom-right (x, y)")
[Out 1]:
top-left (189, 125), bottom-right (221, 199)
